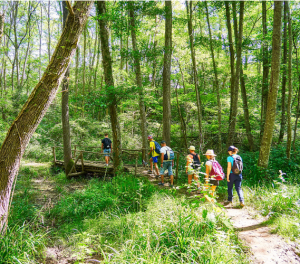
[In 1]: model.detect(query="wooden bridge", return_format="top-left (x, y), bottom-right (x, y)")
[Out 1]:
top-left (52, 146), bottom-right (180, 178)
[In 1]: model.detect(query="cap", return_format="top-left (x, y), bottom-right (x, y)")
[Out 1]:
top-left (147, 135), bottom-right (153, 140)
top-left (160, 140), bottom-right (166, 144)
top-left (227, 146), bottom-right (236, 152)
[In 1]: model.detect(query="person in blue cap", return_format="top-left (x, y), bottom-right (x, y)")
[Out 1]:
top-left (225, 146), bottom-right (245, 207)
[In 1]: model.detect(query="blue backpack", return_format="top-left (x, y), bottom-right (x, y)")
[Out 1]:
top-left (154, 141), bottom-right (161, 155)
top-left (164, 147), bottom-right (175, 160)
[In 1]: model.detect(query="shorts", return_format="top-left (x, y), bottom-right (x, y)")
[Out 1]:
top-left (151, 156), bottom-right (158, 163)
top-left (103, 148), bottom-right (111, 157)
top-left (160, 161), bottom-right (173, 176)
top-left (187, 165), bottom-right (200, 176)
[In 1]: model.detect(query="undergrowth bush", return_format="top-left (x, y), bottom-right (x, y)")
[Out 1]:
top-left (66, 194), bottom-right (248, 263)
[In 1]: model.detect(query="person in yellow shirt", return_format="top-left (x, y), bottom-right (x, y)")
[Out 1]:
top-left (147, 135), bottom-right (159, 176)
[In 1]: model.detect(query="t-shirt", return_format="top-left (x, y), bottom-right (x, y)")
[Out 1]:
top-left (102, 138), bottom-right (112, 149)
top-left (149, 141), bottom-right (160, 157)
top-left (160, 146), bottom-right (171, 162)
top-left (205, 160), bottom-right (213, 173)
top-left (227, 154), bottom-right (242, 173)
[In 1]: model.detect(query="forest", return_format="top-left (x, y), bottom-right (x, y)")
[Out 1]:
top-left (0, 0), bottom-right (300, 263)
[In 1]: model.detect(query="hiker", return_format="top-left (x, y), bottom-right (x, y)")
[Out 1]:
top-left (159, 141), bottom-right (174, 187)
top-left (101, 133), bottom-right (112, 166)
top-left (147, 135), bottom-right (159, 176)
top-left (225, 146), bottom-right (245, 207)
top-left (204, 149), bottom-right (224, 196)
top-left (185, 146), bottom-right (201, 189)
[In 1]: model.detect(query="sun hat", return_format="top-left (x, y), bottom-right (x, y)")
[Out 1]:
top-left (203, 149), bottom-right (217, 156)
top-left (147, 135), bottom-right (153, 140)
top-left (188, 146), bottom-right (195, 151)
top-left (227, 146), bottom-right (236, 152)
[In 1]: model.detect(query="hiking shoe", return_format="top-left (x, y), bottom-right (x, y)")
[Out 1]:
top-left (224, 201), bottom-right (232, 206)
top-left (147, 170), bottom-right (153, 174)
top-left (240, 202), bottom-right (245, 207)
top-left (158, 182), bottom-right (164, 186)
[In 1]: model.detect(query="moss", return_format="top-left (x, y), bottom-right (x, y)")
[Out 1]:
top-left (66, 159), bottom-right (75, 176)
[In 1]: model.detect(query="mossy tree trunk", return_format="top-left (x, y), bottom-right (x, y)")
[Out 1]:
top-left (0, 1), bottom-right (93, 232)
top-left (258, 2), bottom-right (283, 168)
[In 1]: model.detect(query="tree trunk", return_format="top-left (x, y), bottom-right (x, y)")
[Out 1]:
top-left (82, 25), bottom-right (86, 117)
top-left (225, 2), bottom-right (235, 126)
top-left (175, 81), bottom-right (187, 149)
top-left (240, 67), bottom-right (254, 151)
top-left (128, 2), bottom-right (147, 162)
top-left (61, 1), bottom-right (73, 175)
top-left (205, 1), bottom-right (222, 151)
top-left (162, 0), bottom-right (172, 146)
top-left (286, 2), bottom-right (292, 159)
top-left (292, 34), bottom-right (300, 150)
top-left (39, 3), bottom-right (42, 80)
top-left (0, 1), bottom-right (93, 232)
top-left (96, 1), bottom-right (121, 171)
top-left (75, 46), bottom-right (79, 98)
top-left (278, 1), bottom-right (288, 144)
top-left (261, 1), bottom-right (270, 139)
top-left (47, 1), bottom-right (51, 63)
top-left (186, 1), bottom-right (203, 147)
top-left (258, 2), bottom-right (283, 168)
top-left (227, 1), bottom-right (244, 146)
top-left (151, 15), bottom-right (158, 88)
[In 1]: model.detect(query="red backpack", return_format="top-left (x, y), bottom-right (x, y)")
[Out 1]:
top-left (210, 160), bottom-right (225, 180)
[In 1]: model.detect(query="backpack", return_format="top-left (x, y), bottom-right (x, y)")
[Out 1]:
top-left (191, 153), bottom-right (201, 169)
top-left (210, 160), bottom-right (225, 180)
top-left (163, 147), bottom-right (175, 160)
top-left (232, 155), bottom-right (243, 175)
top-left (103, 138), bottom-right (111, 149)
top-left (153, 141), bottom-right (161, 155)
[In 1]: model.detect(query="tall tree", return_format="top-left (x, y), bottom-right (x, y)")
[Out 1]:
top-left (128, 2), bottom-right (147, 162)
top-left (293, 33), bottom-right (300, 150)
top-left (0, 1), bottom-right (93, 232)
top-left (204, 1), bottom-right (222, 151)
top-left (258, 1), bottom-right (283, 168)
top-left (278, 1), bottom-right (288, 144)
top-left (186, 1), bottom-right (203, 147)
top-left (286, 2), bottom-right (292, 159)
top-left (61, 1), bottom-right (73, 175)
top-left (162, 0), bottom-right (172, 145)
top-left (261, 1), bottom-right (270, 138)
top-left (227, 1), bottom-right (244, 146)
top-left (96, 1), bottom-right (121, 170)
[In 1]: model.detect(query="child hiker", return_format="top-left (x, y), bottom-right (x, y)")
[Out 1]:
top-left (185, 146), bottom-right (201, 189)
top-left (204, 149), bottom-right (224, 197)
top-left (225, 146), bottom-right (244, 207)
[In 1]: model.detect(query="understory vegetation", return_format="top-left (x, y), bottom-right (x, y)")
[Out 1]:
top-left (2, 154), bottom-right (300, 263)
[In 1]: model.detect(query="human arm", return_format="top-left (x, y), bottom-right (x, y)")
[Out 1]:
top-left (161, 153), bottom-right (164, 168)
top-left (101, 143), bottom-right (103, 153)
top-left (227, 162), bottom-right (231, 182)
top-left (148, 147), bottom-right (153, 156)
top-left (185, 156), bottom-right (190, 174)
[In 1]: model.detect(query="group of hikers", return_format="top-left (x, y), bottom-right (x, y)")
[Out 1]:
top-left (147, 135), bottom-right (244, 207)
top-left (101, 133), bottom-right (244, 207)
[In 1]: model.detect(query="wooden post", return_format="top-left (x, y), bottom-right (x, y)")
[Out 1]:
top-left (67, 153), bottom-right (82, 177)
top-left (80, 151), bottom-right (84, 172)
top-left (52, 147), bottom-right (56, 165)
top-left (142, 148), bottom-right (145, 166)
top-left (73, 145), bottom-right (77, 159)
top-left (135, 154), bottom-right (138, 175)
top-left (175, 152), bottom-right (179, 180)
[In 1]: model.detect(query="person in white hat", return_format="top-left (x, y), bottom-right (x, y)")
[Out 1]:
top-left (185, 146), bottom-right (201, 189)
top-left (204, 149), bottom-right (224, 196)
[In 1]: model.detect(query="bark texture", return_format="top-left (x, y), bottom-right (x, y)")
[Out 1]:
top-left (162, 0), bottom-right (172, 145)
top-left (129, 2), bottom-right (147, 162)
top-left (286, 2), bottom-right (292, 159)
top-left (261, 1), bottom-right (269, 138)
top-left (61, 1), bottom-right (73, 175)
top-left (278, 1), bottom-right (288, 144)
top-left (96, 1), bottom-right (121, 170)
top-left (258, 2), bottom-right (283, 168)
top-left (0, 1), bottom-right (93, 231)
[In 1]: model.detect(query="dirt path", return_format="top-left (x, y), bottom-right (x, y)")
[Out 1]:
top-left (225, 204), bottom-right (300, 263)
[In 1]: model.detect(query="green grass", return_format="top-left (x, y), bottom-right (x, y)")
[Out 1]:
top-left (244, 183), bottom-right (300, 242)
top-left (1, 163), bottom-right (250, 263)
